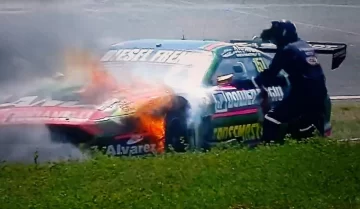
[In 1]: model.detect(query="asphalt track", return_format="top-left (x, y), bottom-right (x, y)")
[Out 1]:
top-left (0, 0), bottom-right (359, 96)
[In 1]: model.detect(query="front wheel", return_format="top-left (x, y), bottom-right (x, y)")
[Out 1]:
top-left (164, 109), bottom-right (210, 153)
top-left (164, 110), bottom-right (190, 152)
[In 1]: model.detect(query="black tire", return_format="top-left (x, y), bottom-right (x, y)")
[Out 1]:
top-left (164, 109), bottom-right (190, 152)
top-left (164, 96), bottom-right (213, 153)
top-left (164, 95), bottom-right (210, 152)
top-left (164, 111), bottom-right (213, 153)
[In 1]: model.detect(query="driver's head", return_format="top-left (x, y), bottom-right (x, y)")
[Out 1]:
top-left (260, 20), bottom-right (298, 47)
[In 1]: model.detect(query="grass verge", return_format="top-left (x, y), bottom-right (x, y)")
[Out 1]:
top-left (0, 103), bottom-right (360, 209)
top-left (330, 102), bottom-right (360, 139)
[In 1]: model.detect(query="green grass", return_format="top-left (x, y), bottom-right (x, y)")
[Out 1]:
top-left (330, 102), bottom-right (360, 139)
top-left (1, 103), bottom-right (360, 209)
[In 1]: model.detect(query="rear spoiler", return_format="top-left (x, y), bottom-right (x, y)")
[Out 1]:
top-left (229, 37), bottom-right (347, 70)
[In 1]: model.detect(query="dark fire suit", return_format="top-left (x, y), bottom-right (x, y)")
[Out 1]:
top-left (254, 39), bottom-right (329, 143)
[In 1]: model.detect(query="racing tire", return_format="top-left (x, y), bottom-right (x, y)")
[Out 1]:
top-left (164, 96), bottom-right (211, 153)
top-left (164, 111), bottom-right (211, 152)
top-left (164, 105), bottom-right (211, 153)
top-left (164, 110), bottom-right (190, 152)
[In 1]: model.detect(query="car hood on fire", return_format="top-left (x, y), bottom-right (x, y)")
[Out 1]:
top-left (0, 78), bottom-right (174, 115)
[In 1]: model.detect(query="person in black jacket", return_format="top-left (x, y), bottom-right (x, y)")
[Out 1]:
top-left (253, 20), bottom-right (328, 144)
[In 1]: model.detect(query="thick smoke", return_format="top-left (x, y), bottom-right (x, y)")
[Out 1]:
top-left (0, 126), bottom-right (89, 164)
top-left (0, 8), bottom-right (104, 82)
top-left (0, 2), bottom-right (214, 162)
top-left (0, 4), bottom-right (108, 164)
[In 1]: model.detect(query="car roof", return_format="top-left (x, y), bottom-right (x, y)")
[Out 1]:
top-left (109, 39), bottom-right (233, 51)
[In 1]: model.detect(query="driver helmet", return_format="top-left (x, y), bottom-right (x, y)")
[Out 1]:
top-left (260, 20), bottom-right (298, 47)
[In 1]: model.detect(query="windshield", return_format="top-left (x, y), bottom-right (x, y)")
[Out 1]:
top-left (103, 62), bottom-right (189, 86)
top-left (101, 49), bottom-right (214, 88)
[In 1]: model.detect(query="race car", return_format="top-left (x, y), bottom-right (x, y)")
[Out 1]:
top-left (0, 38), bottom-right (347, 157)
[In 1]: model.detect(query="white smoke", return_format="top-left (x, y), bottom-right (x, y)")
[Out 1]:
top-left (0, 5), bottom-right (106, 164)
top-left (0, 125), bottom-right (89, 164)
top-left (0, 76), bottom-right (91, 164)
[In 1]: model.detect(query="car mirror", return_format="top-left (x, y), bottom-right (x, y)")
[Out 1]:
top-left (216, 74), bottom-right (234, 85)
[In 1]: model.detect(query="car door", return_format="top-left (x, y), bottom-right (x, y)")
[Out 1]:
top-left (209, 55), bottom-right (263, 143)
top-left (208, 52), bottom-right (289, 143)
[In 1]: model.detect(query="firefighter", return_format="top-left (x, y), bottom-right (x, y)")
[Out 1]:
top-left (253, 20), bottom-right (328, 144)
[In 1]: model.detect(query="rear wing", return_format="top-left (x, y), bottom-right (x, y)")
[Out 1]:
top-left (229, 37), bottom-right (347, 70)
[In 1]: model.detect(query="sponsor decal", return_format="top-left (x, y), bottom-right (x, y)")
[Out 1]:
top-left (235, 42), bottom-right (342, 50)
top-left (101, 48), bottom-right (198, 64)
top-left (97, 98), bottom-right (121, 111)
top-left (97, 98), bottom-right (134, 116)
top-left (308, 44), bottom-right (340, 49)
top-left (234, 42), bottom-right (276, 48)
top-left (221, 46), bottom-right (261, 58)
top-left (306, 56), bottom-right (319, 65)
top-left (127, 134), bottom-right (144, 145)
top-left (92, 136), bottom-right (155, 156)
top-left (252, 57), bottom-right (267, 72)
top-left (2, 109), bottom-right (94, 123)
top-left (0, 96), bottom-right (91, 108)
top-left (212, 86), bottom-right (284, 113)
top-left (213, 123), bottom-right (262, 141)
top-left (103, 143), bottom-right (156, 156)
top-left (233, 41), bottom-right (346, 66)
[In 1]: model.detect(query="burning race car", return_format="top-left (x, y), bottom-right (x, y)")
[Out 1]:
top-left (0, 38), bottom-right (347, 157)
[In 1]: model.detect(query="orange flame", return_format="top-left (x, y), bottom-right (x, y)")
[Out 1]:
top-left (133, 95), bottom-right (174, 153)
top-left (61, 49), bottom-right (176, 153)
top-left (61, 49), bottom-right (120, 103)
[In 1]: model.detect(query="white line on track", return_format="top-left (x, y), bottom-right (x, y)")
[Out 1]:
top-left (264, 4), bottom-right (360, 9)
top-left (330, 96), bottom-right (360, 100)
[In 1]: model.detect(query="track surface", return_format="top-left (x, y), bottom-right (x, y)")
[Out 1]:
top-left (0, 0), bottom-right (359, 96)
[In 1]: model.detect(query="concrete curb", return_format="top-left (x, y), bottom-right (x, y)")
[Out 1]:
top-left (330, 96), bottom-right (360, 100)
top-left (338, 138), bottom-right (360, 142)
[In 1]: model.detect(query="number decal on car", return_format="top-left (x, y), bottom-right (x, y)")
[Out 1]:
top-left (252, 57), bottom-right (266, 73)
